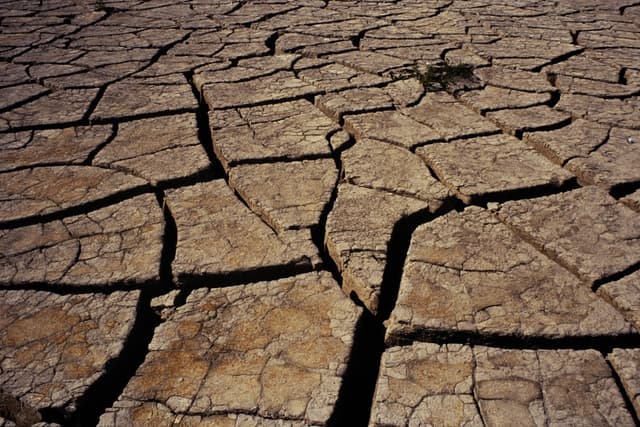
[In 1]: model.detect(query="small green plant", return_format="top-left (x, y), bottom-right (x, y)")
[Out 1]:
top-left (392, 62), bottom-right (475, 91)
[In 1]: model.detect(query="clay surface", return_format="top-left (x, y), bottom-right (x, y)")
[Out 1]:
top-left (1, 1), bottom-right (639, 425)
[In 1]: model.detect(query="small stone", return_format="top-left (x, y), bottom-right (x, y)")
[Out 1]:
top-left (329, 130), bottom-right (351, 152)
top-left (415, 134), bottom-right (573, 204)
top-left (150, 290), bottom-right (180, 311)
top-left (496, 186), bottom-right (640, 285)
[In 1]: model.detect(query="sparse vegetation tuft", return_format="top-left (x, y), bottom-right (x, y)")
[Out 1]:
top-left (94, 0), bottom-right (107, 11)
top-left (392, 62), bottom-right (475, 91)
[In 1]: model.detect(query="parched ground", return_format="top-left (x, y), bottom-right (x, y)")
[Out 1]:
top-left (1, 0), bottom-right (640, 426)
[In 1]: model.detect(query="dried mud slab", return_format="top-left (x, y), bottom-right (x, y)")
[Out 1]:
top-left (0, 166), bottom-right (149, 225)
top-left (598, 271), bottom-right (640, 331)
top-left (325, 184), bottom-right (431, 314)
top-left (474, 347), bottom-right (634, 426)
top-left (0, 84), bottom-right (49, 111)
top-left (228, 159), bottom-right (337, 232)
top-left (473, 66), bottom-right (555, 93)
top-left (99, 272), bottom-right (361, 426)
top-left (416, 134), bottom-right (573, 204)
top-left (344, 110), bottom-right (441, 149)
top-left (565, 127), bottom-right (640, 188)
top-left (341, 138), bottom-right (450, 203)
top-left (458, 86), bottom-right (552, 114)
top-left (195, 55), bottom-right (298, 87)
top-left (496, 186), bottom-right (640, 285)
top-left (486, 105), bottom-right (572, 136)
top-left (0, 289), bottom-right (140, 415)
top-left (523, 119), bottom-right (610, 166)
top-left (405, 92), bottom-right (500, 141)
top-left (325, 50), bottom-right (413, 75)
top-left (93, 113), bottom-right (211, 185)
top-left (553, 75), bottom-right (640, 98)
top-left (608, 348), bottom-right (640, 419)
top-left (545, 54), bottom-right (621, 83)
top-left (556, 94), bottom-right (640, 129)
top-left (373, 344), bottom-right (635, 426)
top-left (203, 71), bottom-right (321, 110)
top-left (315, 87), bottom-right (394, 122)
top-left (166, 180), bottom-right (319, 285)
top-left (470, 37), bottom-right (581, 70)
top-left (99, 404), bottom-right (311, 427)
top-left (296, 60), bottom-right (389, 92)
top-left (210, 100), bottom-right (336, 170)
top-left (384, 79), bottom-right (425, 108)
top-left (0, 194), bottom-right (164, 288)
top-left (0, 125), bottom-right (112, 172)
top-left (386, 207), bottom-right (631, 344)
top-left (370, 343), bottom-right (482, 427)
top-left (276, 33), bottom-right (347, 54)
top-left (0, 89), bottom-right (98, 131)
top-left (91, 75), bottom-right (197, 121)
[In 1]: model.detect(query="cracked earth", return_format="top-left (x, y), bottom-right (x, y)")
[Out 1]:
top-left (1, 0), bottom-right (640, 426)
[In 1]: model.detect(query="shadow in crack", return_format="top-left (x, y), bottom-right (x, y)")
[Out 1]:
top-left (327, 309), bottom-right (385, 426)
top-left (0, 389), bottom-right (41, 427)
top-left (174, 260), bottom-right (316, 290)
top-left (40, 290), bottom-right (161, 426)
